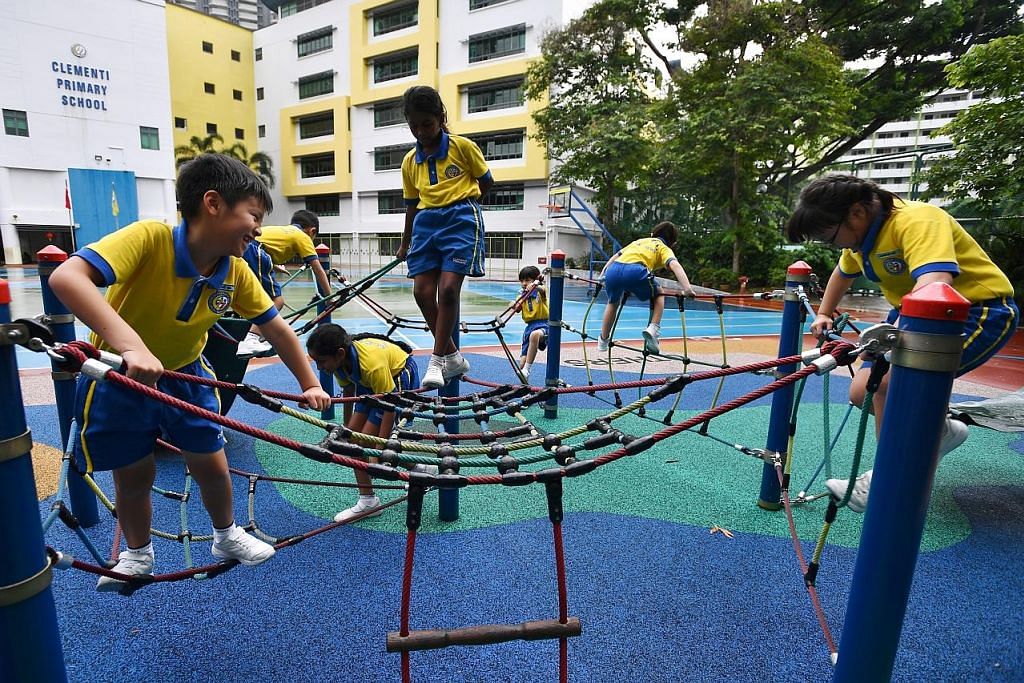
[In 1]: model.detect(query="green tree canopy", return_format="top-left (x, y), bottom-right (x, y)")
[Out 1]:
top-left (174, 135), bottom-right (276, 189)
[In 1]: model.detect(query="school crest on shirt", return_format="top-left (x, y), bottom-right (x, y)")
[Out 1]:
top-left (208, 286), bottom-right (234, 314)
top-left (444, 164), bottom-right (462, 179)
top-left (882, 256), bottom-right (907, 275)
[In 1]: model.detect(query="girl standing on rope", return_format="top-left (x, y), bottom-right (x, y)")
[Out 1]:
top-left (306, 323), bottom-right (425, 522)
top-left (596, 221), bottom-right (696, 355)
top-left (787, 174), bottom-right (1017, 513)
top-left (515, 265), bottom-right (548, 380)
top-left (397, 85), bottom-right (493, 389)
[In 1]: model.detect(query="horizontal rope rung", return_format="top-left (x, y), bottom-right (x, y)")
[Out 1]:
top-left (386, 617), bottom-right (581, 652)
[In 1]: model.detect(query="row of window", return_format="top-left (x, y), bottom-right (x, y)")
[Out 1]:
top-left (175, 117), bottom-right (247, 139)
top-left (302, 184), bottom-right (526, 218)
top-left (202, 83), bottom-right (246, 101)
top-left (5, 109), bottom-right (250, 146)
top-left (316, 232), bottom-right (524, 260)
top-left (201, 41), bottom-right (242, 62)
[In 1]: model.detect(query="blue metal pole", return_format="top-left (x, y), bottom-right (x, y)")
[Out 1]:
top-left (833, 283), bottom-right (969, 681)
top-left (315, 244), bottom-right (335, 422)
top-left (545, 250), bottom-right (566, 419)
top-left (758, 261), bottom-right (811, 510)
top-left (37, 245), bottom-right (98, 527)
top-left (438, 303), bottom-right (461, 522)
top-left (0, 278), bottom-right (69, 682)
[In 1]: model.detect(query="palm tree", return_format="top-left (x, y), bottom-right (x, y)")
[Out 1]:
top-left (222, 142), bottom-right (276, 189)
top-left (174, 133), bottom-right (224, 168)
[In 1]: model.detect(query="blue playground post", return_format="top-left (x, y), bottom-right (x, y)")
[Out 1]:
top-left (37, 245), bottom-right (98, 527)
top-left (315, 243), bottom-right (335, 422)
top-left (0, 279), bottom-right (69, 682)
top-left (833, 283), bottom-right (969, 682)
top-left (758, 261), bottom-right (811, 510)
top-left (544, 250), bottom-right (566, 419)
top-left (438, 302), bottom-right (461, 522)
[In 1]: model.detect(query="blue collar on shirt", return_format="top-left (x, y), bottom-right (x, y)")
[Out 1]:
top-left (414, 131), bottom-right (450, 164)
top-left (854, 209), bottom-right (890, 282)
top-left (173, 219), bottom-right (232, 322)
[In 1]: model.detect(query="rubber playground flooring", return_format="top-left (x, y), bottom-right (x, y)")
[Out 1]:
top-left (25, 342), bottom-right (1024, 682)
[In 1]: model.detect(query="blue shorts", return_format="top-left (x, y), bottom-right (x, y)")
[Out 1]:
top-left (353, 357), bottom-right (421, 426)
top-left (604, 261), bottom-right (656, 303)
top-left (521, 320), bottom-right (548, 357)
top-left (74, 358), bottom-right (225, 473)
top-left (863, 297), bottom-right (1018, 376)
top-left (406, 199), bottom-right (486, 278)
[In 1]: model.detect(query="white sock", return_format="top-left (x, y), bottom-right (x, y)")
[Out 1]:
top-left (648, 322), bottom-right (661, 333)
top-left (444, 350), bottom-right (462, 362)
top-left (359, 494), bottom-right (378, 505)
top-left (522, 363), bottom-right (532, 376)
top-left (429, 353), bottom-right (444, 367)
top-left (213, 523), bottom-right (238, 544)
top-left (126, 541), bottom-right (154, 557)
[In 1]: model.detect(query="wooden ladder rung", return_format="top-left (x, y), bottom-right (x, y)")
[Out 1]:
top-left (386, 617), bottom-right (582, 653)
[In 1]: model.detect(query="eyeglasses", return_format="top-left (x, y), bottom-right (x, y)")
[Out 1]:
top-left (811, 222), bottom-right (843, 246)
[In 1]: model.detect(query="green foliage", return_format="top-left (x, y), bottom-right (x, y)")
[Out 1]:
top-left (174, 136), bottom-right (276, 189)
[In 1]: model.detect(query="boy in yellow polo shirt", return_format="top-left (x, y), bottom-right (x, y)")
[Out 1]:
top-left (786, 174), bottom-right (1018, 513)
top-left (49, 154), bottom-right (331, 591)
top-left (256, 210), bottom-right (332, 308)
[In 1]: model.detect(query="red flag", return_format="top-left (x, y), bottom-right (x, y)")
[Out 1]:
top-left (64, 183), bottom-right (71, 209)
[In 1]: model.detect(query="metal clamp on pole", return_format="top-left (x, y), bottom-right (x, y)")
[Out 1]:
top-left (891, 331), bottom-right (964, 372)
top-left (0, 429), bottom-right (32, 464)
top-left (0, 556), bottom-right (55, 608)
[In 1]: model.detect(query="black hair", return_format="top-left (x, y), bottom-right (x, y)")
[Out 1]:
top-left (403, 85), bottom-right (450, 133)
top-left (519, 265), bottom-right (541, 281)
top-left (785, 174), bottom-right (901, 243)
top-left (176, 153), bottom-right (273, 220)
top-left (306, 323), bottom-right (413, 357)
top-left (290, 209), bottom-right (320, 231)
top-left (651, 221), bottom-right (677, 248)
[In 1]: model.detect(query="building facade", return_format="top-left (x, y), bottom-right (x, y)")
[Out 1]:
top-left (254, 0), bottom-right (598, 274)
top-left (167, 0), bottom-right (275, 30)
top-left (0, 0), bottom-right (177, 264)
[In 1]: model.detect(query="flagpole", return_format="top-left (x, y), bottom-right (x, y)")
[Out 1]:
top-left (65, 179), bottom-right (77, 252)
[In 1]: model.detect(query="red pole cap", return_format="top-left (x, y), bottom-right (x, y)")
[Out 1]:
top-left (37, 245), bottom-right (69, 263)
top-left (901, 282), bottom-right (970, 322)
top-left (787, 260), bottom-right (813, 276)
top-left (315, 243), bottom-right (330, 256)
top-left (0, 280), bottom-right (9, 305)
top-left (550, 249), bottom-right (566, 265)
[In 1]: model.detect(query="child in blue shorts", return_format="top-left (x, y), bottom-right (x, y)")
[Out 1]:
top-left (49, 154), bottom-right (331, 591)
top-left (397, 85), bottom-right (493, 389)
top-left (787, 174), bottom-right (1018, 513)
top-left (597, 221), bottom-right (696, 355)
top-left (306, 323), bottom-right (422, 522)
top-left (514, 265), bottom-right (548, 381)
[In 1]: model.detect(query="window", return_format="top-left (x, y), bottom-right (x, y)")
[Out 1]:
top-left (373, 100), bottom-right (404, 128)
top-left (466, 130), bottom-right (524, 160)
top-left (486, 233), bottom-right (522, 259)
top-left (233, 89), bottom-right (243, 101)
top-left (373, 52), bottom-right (417, 83)
top-left (374, 144), bottom-right (413, 171)
top-left (297, 27), bottom-right (333, 57)
top-left (235, 128), bottom-right (245, 139)
top-left (469, 24), bottom-right (526, 63)
top-left (202, 41), bottom-right (213, 53)
top-left (467, 78), bottom-right (524, 113)
top-left (279, 0), bottom-right (331, 16)
top-left (306, 195), bottom-right (340, 216)
top-left (377, 190), bottom-right (406, 214)
top-left (207, 122), bottom-right (218, 135)
top-left (300, 153), bottom-right (335, 178)
top-left (298, 112), bottom-right (334, 139)
top-left (480, 183), bottom-right (524, 211)
top-left (231, 49), bottom-right (241, 62)
top-left (376, 234), bottom-right (404, 255)
top-left (258, 124), bottom-right (266, 138)
top-left (174, 117), bottom-right (187, 129)
top-left (299, 70), bottom-right (334, 99)
top-left (470, 0), bottom-right (504, 8)
top-left (257, 87), bottom-right (265, 100)
top-left (373, 3), bottom-right (417, 36)
top-left (139, 126), bottom-right (159, 150)
top-left (255, 47), bottom-right (263, 61)
top-left (204, 82), bottom-right (216, 94)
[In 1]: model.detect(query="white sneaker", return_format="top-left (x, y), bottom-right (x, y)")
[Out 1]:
top-left (236, 331), bottom-right (274, 359)
top-left (939, 417), bottom-right (969, 457)
top-left (96, 549), bottom-right (154, 592)
top-left (642, 324), bottom-right (661, 354)
top-left (211, 526), bottom-right (276, 566)
top-left (597, 336), bottom-right (610, 353)
top-left (421, 356), bottom-right (445, 389)
top-left (442, 352), bottom-right (470, 382)
top-left (521, 363), bottom-right (532, 380)
top-left (826, 470), bottom-right (873, 514)
top-left (333, 496), bottom-right (383, 523)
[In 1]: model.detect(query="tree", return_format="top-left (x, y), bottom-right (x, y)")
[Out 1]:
top-left (173, 135), bottom-right (277, 189)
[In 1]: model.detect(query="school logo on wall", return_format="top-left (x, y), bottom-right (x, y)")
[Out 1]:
top-left (883, 257), bottom-right (907, 275)
top-left (444, 164), bottom-right (462, 179)
top-left (208, 288), bottom-right (233, 314)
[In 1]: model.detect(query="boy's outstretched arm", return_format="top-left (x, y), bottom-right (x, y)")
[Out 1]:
top-left (668, 260), bottom-right (696, 297)
top-left (309, 259), bottom-right (333, 297)
top-left (257, 315), bottom-right (330, 410)
top-left (812, 265), bottom-right (856, 338)
top-left (49, 257), bottom-right (164, 385)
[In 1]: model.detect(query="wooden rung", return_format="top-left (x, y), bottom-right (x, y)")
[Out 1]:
top-left (386, 617), bottom-right (582, 653)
